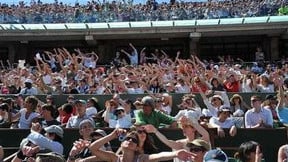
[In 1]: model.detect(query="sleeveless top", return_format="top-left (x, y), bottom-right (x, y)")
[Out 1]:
top-left (18, 109), bottom-right (39, 129)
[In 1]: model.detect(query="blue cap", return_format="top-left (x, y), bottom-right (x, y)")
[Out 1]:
top-left (203, 149), bottom-right (228, 162)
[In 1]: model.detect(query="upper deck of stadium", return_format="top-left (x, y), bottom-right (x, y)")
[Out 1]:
top-left (0, 0), bottom-right (287, 64)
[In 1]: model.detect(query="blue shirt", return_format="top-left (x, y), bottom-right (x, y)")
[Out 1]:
top-left (277, 107), bottom-right (288, 124)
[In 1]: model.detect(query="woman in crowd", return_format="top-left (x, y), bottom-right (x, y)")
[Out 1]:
top-left (278, 144), bottom-right (288, 162)
top-left (11, 96), bottom-right (40, 129)
top-left (234, 141), bottom-right (263, 162)
top-left (230, 94), bottom-right (249, 117)
top-left (88, 129), bottom-right (195, 162)
top-left (256, 75), bottom-right (275, 93)
top-left (210, 77), bottom-right (225, 91)
top-left (68, 119), bottom-right (111, 162)
top-left (144, 116), bottom-right (210, 162)
top-left (133, 126), bottom-right (158, 154)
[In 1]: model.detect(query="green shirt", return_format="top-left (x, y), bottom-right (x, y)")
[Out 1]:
top-left (135, 110), bottom-right (175, 128)
top-left (278, 6), bottom-right (288, 15)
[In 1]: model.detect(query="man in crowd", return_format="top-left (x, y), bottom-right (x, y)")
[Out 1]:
top-left (66, 100), bottom-right (93, 128)
top-left (245, 95), bottom-right (273, 128)
top-left (135, 96), bottom-right (177, 128)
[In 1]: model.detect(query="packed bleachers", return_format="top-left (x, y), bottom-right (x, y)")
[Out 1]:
top-left (0, 1), bottom-right (288, 161)
top-left (0, 0), bottom-right (287, 24)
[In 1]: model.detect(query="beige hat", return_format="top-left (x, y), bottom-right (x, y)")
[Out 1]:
top-left (186, 139), bottom-right (211, 151)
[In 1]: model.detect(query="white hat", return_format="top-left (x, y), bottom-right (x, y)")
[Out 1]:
top-left (24, 79), bottom-right (33, 84)
top-left (44, 125), bottom-right (64, 138)
top-left (211, 95), bottom-right (223, 102)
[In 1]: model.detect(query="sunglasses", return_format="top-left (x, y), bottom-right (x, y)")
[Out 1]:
top-left (125, 136), bottom-right (138, 144)
top-left (137, 130), bottom-right (146, 134)
top-left (190, 147), bottom-right (204, 152)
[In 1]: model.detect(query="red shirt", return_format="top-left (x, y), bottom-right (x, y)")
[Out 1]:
top-left (224, 81), bottom-right (240, 92)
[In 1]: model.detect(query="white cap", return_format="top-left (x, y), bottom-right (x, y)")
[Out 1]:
top-left (44, 125), bottom-right (64, 138)
top-left (24, 79), bottom-right (33, 84)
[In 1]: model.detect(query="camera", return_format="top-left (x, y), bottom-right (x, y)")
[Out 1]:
top-left (118, 133), bottom-right (126, 142)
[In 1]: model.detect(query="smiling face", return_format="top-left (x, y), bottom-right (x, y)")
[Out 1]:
top-left (79, 122), bottom-right (94, 140)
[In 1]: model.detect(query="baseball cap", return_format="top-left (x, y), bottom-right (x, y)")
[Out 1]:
top-left (79, 119), bottom-right (95, 129)
top-left (186, 139), bottom-right (211, 151)
top-left (24, 78), bottom-right (33, 84)
top-left (141, 96), bottom-right (155, 108)
top-left (203, 149), bottom-right (228, 162)
top-left (44, 125), bottom-right (64, 138)
top-left (114, 107), bottom-right (125, 115)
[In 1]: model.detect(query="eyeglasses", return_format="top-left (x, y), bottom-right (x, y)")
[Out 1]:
top-left (125, 136), bottom-right (138, 144)
top-left (137, 130), bottom-right (146, 134)
top-left (190, 147), bottom-right (204, 152)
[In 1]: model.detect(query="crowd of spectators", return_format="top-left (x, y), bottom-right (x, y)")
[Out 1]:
top-left (0, 0), bottom-right (286, 24)
top-left (0, 43), bottom-right (287, 161)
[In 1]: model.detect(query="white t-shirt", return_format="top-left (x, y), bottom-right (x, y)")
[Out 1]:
top-left (86, 107), bottom-right (98, 118)
top-left (109, 115), bottom-right (132, 128)
top-left (42, 74), bottom-right (52, 85)
top-left (209, 117), bottom-right (235, 128)
top-left (161, 104), bottom-right (172, 115)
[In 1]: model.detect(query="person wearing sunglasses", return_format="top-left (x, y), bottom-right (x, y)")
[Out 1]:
top-left (186, 139), bottom-right (211, 162)
top-left (209, 106), bottom-right (237, 138)
top-left (88, 128), bottom-right (195, 162)
top-left (106, 107), bottom-right (132, 128)
top-left (116, 126), bottom-right (158, 156)
top-left (143, 116), bottom-right (210, 162)
top-left (245, 95), bottom-right (273, 128)
top-left (135, 126), bottom-right (158, 154)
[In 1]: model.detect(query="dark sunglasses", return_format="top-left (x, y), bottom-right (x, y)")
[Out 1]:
top-left (190, 146), bottom-right (204, 152)
top-left (137, 130), bottom-right (146, 134)
top-left (125, 136), bottom-right (138, 144)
